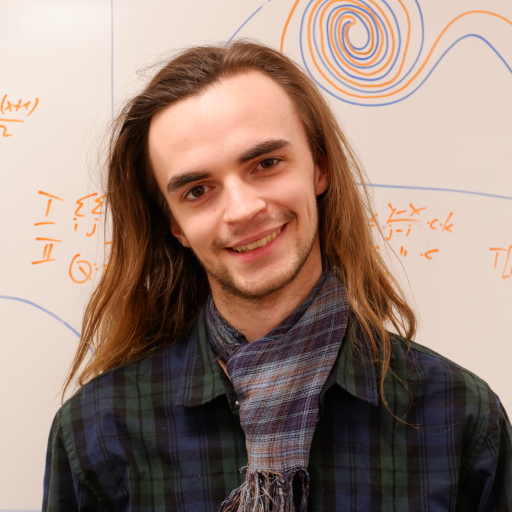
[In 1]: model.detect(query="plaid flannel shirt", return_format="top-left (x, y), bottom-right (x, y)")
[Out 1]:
top-left (43, 310), bottom-right (512, 511)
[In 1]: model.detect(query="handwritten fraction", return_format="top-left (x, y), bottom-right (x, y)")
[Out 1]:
top-left (0, 94), bottom-right (39, 137)
top-left (32, 190), bottom-right (109, 284)
top-left (371, 202), bottom-right (454, 260)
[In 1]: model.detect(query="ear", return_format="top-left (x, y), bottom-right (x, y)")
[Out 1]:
top-left (314, 159), bottom-right (330, 196)
top-left (170, 222), bottom-right (191, 248)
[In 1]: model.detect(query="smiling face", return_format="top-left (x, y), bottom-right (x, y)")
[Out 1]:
top-left (148, 71), bottom-right (329, 301)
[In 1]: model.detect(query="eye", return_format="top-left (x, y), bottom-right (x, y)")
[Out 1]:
top-left (185, 185), bottom-right (210, 200)
top-left (258, 158), bottom-right (279, 170)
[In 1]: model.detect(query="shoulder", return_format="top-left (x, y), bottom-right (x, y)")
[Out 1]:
top-left (58, 336), bottom-right (189, 433)
top-left (391, 333), bottom-right (498, 401)
top-left (388, 332), bottom-right (504, 445)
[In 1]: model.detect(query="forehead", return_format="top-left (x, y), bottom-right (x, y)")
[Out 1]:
top-left (148, 71), bottom-right (308, 178)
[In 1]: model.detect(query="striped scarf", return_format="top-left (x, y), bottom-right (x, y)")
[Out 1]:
top-left (206, 270), bottom-right (350, 511)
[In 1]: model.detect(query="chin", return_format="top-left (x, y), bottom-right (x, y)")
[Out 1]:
top-left (221, 273), bottom-right (294, 301)
top-left (210, 254), bottom-right (313, 302)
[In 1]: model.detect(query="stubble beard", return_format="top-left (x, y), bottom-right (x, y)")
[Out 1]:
top-left (196, 208), bottom-right (318, 303)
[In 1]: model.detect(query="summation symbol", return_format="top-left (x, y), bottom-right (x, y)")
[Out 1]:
top-left (31, 190), bottom-right (109, 283)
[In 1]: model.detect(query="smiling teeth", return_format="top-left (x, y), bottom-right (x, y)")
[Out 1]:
top-left (232, 228), bottom-right (282, 253)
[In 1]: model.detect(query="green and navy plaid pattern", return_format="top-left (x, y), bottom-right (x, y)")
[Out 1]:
top-left (206, 271), bottom-right (350, 511)
top-left (43, 311), bottom-right (512, 511)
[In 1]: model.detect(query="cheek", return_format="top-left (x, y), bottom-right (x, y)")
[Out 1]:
top-left (176, 209), bottom-right (220, 250)
top-left (273, 175), bottom-right (317, 219)
top-left (267, 172), bottom-right (313, 206)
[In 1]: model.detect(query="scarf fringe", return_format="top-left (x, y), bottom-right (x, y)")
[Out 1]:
top-left (218, 468), bottom-right (309, 512)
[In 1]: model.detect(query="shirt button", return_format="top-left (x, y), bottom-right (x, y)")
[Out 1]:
top-left (235, 401), bottom-right (239, 405)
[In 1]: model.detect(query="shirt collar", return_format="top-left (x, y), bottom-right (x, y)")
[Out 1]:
top-left (332, 316), bottom-right (379, 406)
top-left (176, 308), bottom-right (237, 409)
top-left (176, 308), bottom-right (379, 409)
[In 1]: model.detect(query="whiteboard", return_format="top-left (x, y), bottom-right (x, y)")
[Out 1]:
top-left (1, 1), bottom-right (511, 510)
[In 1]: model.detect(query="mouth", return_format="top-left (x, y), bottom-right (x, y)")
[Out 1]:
top-left (231, 227), bottom-right (283, 253)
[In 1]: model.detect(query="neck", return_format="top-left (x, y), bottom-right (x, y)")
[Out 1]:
top-left (209, 250), bottom-right (323, 342)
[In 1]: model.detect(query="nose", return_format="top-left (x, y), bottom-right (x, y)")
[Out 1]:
top-left (222, 176), bottom-right (267, 224)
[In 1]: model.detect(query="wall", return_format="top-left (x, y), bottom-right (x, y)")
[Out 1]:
top-left (0, 1), bottom-right (511, 509)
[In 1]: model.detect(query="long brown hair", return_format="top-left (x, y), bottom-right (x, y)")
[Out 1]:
top-left (64, 40), bottom-right (416, 403)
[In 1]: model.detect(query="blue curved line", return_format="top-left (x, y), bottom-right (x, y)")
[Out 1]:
top-left (0, 295), bottom-right (81, 337)
top-left (345, 0), bottom-right (425, 90)
top-left (336, 10), bottom-right (383, 65)
top-left (343, 11), bottom-right (371, 51)
top-left (311, 0), bottom-right (404, 80)
top-left (315, 0), bottom-right (393, 82)
top-left (333, 7), bottom-right (381, 63)
top-left (228, 1), bottom-right (273, 43)
top-left (391, 0), bottom-right (426, 89)
top-left (336, 2), bottom-right (391, 68)
top-left (304, 33), bottom-right (512, 106)
top-left (334, 11), bottom-right (388, 70)
top-left (360, 183), bottom-right (512, 201)
top-left (340, 11), bottom-right (379, 62)
top-left (300, 0), bottom-right (508, 101)
top-left (304, 0), bottom-right (427, 92)
top-left (305, 0), bottom-right (387, 90)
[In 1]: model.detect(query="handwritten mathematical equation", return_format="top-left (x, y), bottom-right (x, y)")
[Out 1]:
top-left (489, 246), bottom-right (512, 279)
top-left (1, 94), bottom-right (39, 137)
top-left (371, 202), bottom-right (509, 281)
top-left (32, 190), bottom-right (109, 283)
top-left (371, 202), bottom-right (454, 260)
top-left (31, 195), bottom-right (509, 283)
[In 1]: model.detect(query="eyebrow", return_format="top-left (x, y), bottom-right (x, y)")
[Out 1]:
top-left (166, 138), bottom-right (292, 195)
top-left (238, 138), bottom-right (292, 164)
top-left (167, 172), bottom-right (211, 194)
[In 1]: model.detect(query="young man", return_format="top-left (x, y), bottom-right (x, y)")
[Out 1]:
top-left (43, 41), bottom-right (512, 511)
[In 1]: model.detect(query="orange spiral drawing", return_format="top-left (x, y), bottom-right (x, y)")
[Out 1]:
top-left (280, 0), bottom-right (512, 105)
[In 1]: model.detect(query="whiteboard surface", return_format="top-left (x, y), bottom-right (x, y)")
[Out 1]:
top-left (1, 0), bottom-right (511, 509)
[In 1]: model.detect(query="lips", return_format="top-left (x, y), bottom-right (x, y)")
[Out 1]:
top-left (231, 227), bottom-right (283, 253)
